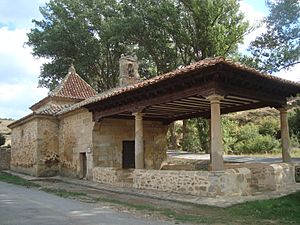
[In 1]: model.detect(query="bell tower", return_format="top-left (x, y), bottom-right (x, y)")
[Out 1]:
top-left (119, 55), bottom-right (140, 87)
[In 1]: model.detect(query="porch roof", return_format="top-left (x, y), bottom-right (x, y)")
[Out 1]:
top-left (79, 57), bottom-right (300, 123)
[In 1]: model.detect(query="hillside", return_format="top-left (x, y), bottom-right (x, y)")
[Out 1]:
top-left (0, 119), bottom-right (14, 146)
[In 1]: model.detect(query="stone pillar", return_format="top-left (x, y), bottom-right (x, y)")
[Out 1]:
top-left (279, 108), bottom-right (292, 163)
top-left (207, 95), bottom-right (224, 171)
top-left (133, 112), bottom-right (144, 169)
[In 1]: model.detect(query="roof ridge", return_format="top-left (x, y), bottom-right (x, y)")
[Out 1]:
top-left (48, 65), bottom-right (97, 100)
top-left (49, 72), bottom-right (72, 97)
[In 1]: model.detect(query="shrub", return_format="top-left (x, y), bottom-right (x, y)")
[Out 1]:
top-left (289, 108), bottom-right (300, 142)
top-left (223, 121), bottom-right (279, 155)
top-left (258, 117), bottom-right (279, 136)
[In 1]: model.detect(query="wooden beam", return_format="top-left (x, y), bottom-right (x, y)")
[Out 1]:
top-left (219, 83), bottom-right (286, 104)
top-left (166, 101), bottom-right (282, 122)
top-left (93, 81), bottom-right (217, 121)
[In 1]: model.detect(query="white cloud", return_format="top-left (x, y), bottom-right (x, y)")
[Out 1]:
top-left (0, 27), bottom-right (48, 119)
top-left (239, 1), bottom-right (266, 52)
top-left (0, 27), bottom-right (46, 81)
top-left (275, 64), bottom-right (300, 82)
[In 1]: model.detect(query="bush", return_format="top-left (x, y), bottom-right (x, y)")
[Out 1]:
top-left (289, 108), bottom-right (300, 142)
top-left (258, 117), bottom-right (279, 136)
top-left (223, 119), bottom-right (279, 155)
top-left (0, 134), bottom-right (5, 146)
top-left (234, 135), bottom-right (279, 154)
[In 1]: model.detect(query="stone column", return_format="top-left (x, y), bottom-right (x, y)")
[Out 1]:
top-left (207, 95), bottom-right (224, 171)
top-left (133, 112), bottom-right (144, 169)
top-left (279, 108), bottom-right (292, 163)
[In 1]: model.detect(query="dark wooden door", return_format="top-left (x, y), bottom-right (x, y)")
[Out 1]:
top-left (122, 141), bottom-right (135, 169)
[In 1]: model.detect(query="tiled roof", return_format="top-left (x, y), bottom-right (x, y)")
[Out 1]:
top-left (8, 104), bottom-right (73, 128)
top-left (49, 67), bottom-right (97, 100)
top-left (57, 57), bottom-right (300, 115)
top-left (35, 104), bottom-right (73, 116)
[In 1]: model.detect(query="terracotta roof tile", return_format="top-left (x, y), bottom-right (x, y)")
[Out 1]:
top-left (49, 70), bottom-right (97, 100)
top-left (36, 104), bottom-right (73, 115)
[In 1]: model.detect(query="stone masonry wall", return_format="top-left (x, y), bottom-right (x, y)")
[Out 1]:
top-left (227, 163), bottom-right (295, 191)
top-left (93, 119), bottom-right (168, 169)
top-left (93, 167), bottom-right (119, 185)
top-left (0, 147), bottom-right (11, 170)
top-left (133, 168), bottom-right (251, 197)
top-left (59, 109), bottom-right (94, 178)
top-left (10, 119), bottom-right (38, 176)
top-left (36, 118), bottom-right (59, 176)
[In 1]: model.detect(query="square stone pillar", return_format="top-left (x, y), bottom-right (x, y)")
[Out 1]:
top-left (133, 112), bottom-right (144, 169)
top-left (207, 95), bottom-right (224, 171)
top-left (279, 108), bottom-right (292, 163)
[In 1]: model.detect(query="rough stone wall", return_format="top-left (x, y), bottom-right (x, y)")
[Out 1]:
top-left (93, 167), bottom-right (119, 185)
top-left (92, 119), bottom-right (168, 169)
top-left (0, 147), bottom-right (11, 170)
top-left (36, 118), bottom-right (59, 176)
top-left (227, 163), bottom-right (295, 191)
top-left (10, 119), bottom-right (38, 176)
top-left (59, 109), bottom-right (94, 178)
top-left (132, 168), bottom-right (251, 197)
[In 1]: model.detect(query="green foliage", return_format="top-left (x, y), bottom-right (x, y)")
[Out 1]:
top-left (0, 133), bottom-right (5, 146)
top-left (248, 0), bottom-right (300, 73)
top-left (27, 0), bottom-right (249, 91)
top-left (222, 116), bottom-right (280, 154)
top-left (289, 108), bottom-right (300, 142)
top-left (178, 118), bottom-right (209, 153)
top-left (222, 118), bottom-right (239, 153)
top-left (258, 116), bottom-right (279, 136)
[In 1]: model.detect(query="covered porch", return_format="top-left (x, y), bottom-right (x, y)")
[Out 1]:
top-left (85, 58), bottom-right (300, 171)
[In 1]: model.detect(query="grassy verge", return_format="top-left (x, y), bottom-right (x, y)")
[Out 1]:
top-left (225, 191), bottom-right (300, 225)
top-left (33, 187), bottom-right (300, 225)
top-left (0, 172), bottom-right (40, 187)
top-left (41, 187), bottom-right (87, 198)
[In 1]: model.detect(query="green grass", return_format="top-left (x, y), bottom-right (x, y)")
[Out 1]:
top-left (226, 191), bottom-right (300, 224)
top-left (41, 188), bottom-right (87, 198)
top-left (0, 172), bottom-right (40, 188)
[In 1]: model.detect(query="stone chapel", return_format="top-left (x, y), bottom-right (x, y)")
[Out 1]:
top-left (9, 56), bottom-right (300, 197)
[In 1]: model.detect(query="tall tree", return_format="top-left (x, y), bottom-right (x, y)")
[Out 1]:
top-left (27, 0), bottom-right (249, 90)
top-left (248, 0), bottom-right (300, 73)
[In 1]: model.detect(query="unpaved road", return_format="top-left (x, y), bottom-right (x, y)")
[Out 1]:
top-left (0, 181), bottom-right (177, 225)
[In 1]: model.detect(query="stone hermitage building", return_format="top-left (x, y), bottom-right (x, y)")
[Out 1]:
top-left (8, 56), bottom-right (300, 197)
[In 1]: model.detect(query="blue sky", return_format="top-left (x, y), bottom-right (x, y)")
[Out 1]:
top-left (0, 0), bottom-right (299, 119)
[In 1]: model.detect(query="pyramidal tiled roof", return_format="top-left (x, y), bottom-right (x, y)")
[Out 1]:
top-left (49, 65), bottom-right (97, 99)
